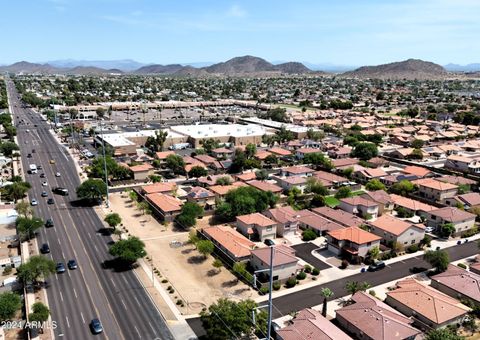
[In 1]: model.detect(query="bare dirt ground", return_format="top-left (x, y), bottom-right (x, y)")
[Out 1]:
top-left (109, 192), bottom-right (255, 315)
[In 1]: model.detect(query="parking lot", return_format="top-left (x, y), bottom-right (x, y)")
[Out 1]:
top-left (292, 243), bottom-right (331, 270)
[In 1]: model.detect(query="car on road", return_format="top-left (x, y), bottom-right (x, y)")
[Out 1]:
top-left (55, 172), bottom-right (61, 177)
top-left (27, 153), bottom-right (32, 158)
top-left (32, 149), bottom-right (35, 153)
top-left (425, 226), bottom-right (435, 233)
top-left (52, 187), bottom-right (69, 196)
top-left (90, 318), bottom-right (103, 334)
top-left (47, 198), bottom-right (54, 205)
top-left (56, 263), bottom-right (66, 274)
top-left (37, 165), bottom-right (42, 170)
top-left (45, 218), bottom-right (54, 228)
top-left (368, 261), bottom-right (386, 272)
top-left (49, 159), bottom-right (55, 164)
top-left (40, 173), bottom-right (45, 178)
top-left (264, 239), bottom-right (275, 246)
top-left (30, 199), bottom-right (38, 206)
top-left (42, 181), bottom-right (48, 186)
top-left (41, 191), bottom-right (48, 197)
top-left (67, 260), bottom-right (78, 270)
top-left (40, 243), bottom-right (50, 254)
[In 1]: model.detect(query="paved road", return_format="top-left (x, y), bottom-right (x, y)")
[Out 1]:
top-left (291, 243), bottom-right (330, 271)
top-left (6, 80), bottom-right (174, 340)
top-left (187, 240), bottom-right (479, 337)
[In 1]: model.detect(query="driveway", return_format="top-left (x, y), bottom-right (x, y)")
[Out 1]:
top-left (291, 243), bottom-right (331, 270)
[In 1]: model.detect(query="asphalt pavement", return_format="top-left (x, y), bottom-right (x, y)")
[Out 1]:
top-left (6, 80), bottom-right (174, 340)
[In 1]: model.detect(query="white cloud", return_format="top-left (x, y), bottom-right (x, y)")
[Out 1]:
top-left (227, 4), bottom-right (246, 18)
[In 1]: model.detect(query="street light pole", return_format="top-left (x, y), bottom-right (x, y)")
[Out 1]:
top-left (99, 120), bottom-right (110, 208)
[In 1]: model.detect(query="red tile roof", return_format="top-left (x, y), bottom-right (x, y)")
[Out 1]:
top-left (146, 193), bottom-right (182, 213)
top-left (203, 226), bottom-right (255, 259)
top-left (327, 227), bottom-right (381, 245)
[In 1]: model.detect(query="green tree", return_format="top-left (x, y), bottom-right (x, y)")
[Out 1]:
top-left (109, 236), bottom-right (147, 264)
top-left (365, 179), bottom-right (386, 191)
top-left (104, 213), bottom-right (122, 230)
top-left (15, 201), bottom-right (32, 218)
top-left (368, 246), bottom-right (380, 260)
top-left (136, 201), bottom-right (149, 215)
top-left (307, 129), bottom-right (325, 141)
top-left (0, 141), bottom-right (19, 157)
top-left (305, 178), bottom-right (329, 196)
top-left (408, 149), bottom-right (424, 160)
top-left (89, 155), bottom-right (131, 180)
top-left (255, 169), bottom-right (269, 181)
top-left (200, 138), bottom-right (220, 154)
top-left (310, 194), bottom-right (326, 208)
top-left (424, 328), bottom-right (463, 340)
top-left (389, 180), bottom-right (416, 196)
top-left (215, 176), bottom-right (232, 186)
top-left (4, 181), bottom-right (31, 202)
top-left (188, 166), bottom-right (208, 178)
top-left (303, 152), bottom-right (333, 170)
top-left (16, 256), bottom-right (56, 285)
top-left (351, 142), bottom-right (378, 161)
top-left (342, 167), bottom-right (354, 179)
top-left (229, 148), bottom-right (247, 173)
top-left (76, 178), bottom-right (107, 201)
top-left (245, 143), bottom-right (257, 159)
top-left (165, 154), bottom-right (186, 175)
top-left (302, 229), bottom-right (317, 241)
top-left (0, 292), bottom-right (21, 321)
top-left (320, 288), bottom-right (334, 317)
top-left (275, 126), bottom-right (295, 142)
top-left (188, 229), bottom-right (200, 247)
top-left (96, 107), bottom-right (106, 118)
top-left (335, 186), bottom-right (352, 199)
top-left (212, 259), bottom-right (223, 273)
top-left (197, 240), bottom-right (215, 259)
top-left (175, 202), bottom-right (204, 228)
top-left (411, 139), bottom-right (425, 149)
top-left (200, 298), bottom-right (267, 340)
top-left (345, 281), bottom-right (371, 295)
top-left (423, 249), bottom-right (450, 273)
top-left (28, 302), bottom-right (50, 324)
top-left (16, 216), bottom-right (44, 241)
top-left (145, 130), bottom-right (169, 153)
top-left (264, 154), bottom-right (278, 165)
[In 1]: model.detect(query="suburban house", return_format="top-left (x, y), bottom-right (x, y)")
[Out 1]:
top-left (197, 174), bottom-right (235, 187)
top-left (402, 165), bottom-right (434, 178)
top-left (326, 227), bottom-right (381, 263)
top-left (263, 206), bottom-right (299, 237)
top-left (389, 194), bottom-right (437, 218)
top-left (296, 210), bottom-right (343, 236)
top-left (277, 308), bottom-right (351, 340)
top-left (412, 178), bottom-right (458, 203)
top-left (250, 245), bottom-right (299, 282)
top-left (327, 146), bottom-right (352, 159)
top-left (268, 147), bottom-right (292, 158)
top-left (141, 182), bottom-right (177, 195)
top-left (360, 190), bottom-right (394, 215)
top-left (155, 150), bottom-right (175, 162)
top-left (211, 147), bottom-right (234, 159)
top-left (445, 154), bottom-right (480, 174)
top-left (431, 265), bottom-right (480, 307)
top-left (202, 226), bottom-right (256, 263)
top-left (353, 168), bottom-right (388, 183)
top-left (312, 206), bottom-right (365, 227)
top-left (295, 148), bottom-right (323, 160)
top-left (313, 170), bottom-right (349, 188)
top-left (128, 163), bottom-right (154, 181)
top-left (335, 292), bottom-right (421, 340)
top-left (185, 186), bottom-right (216, 210)
top-left (279, 165), bottom-right (315, 177)
top-left (209, 181), bottom-right (247, 199)
top-left (271, 175), bottom-right (308, 193)
top-left (247, 180), bottom-right (283, 194)
top-left (338, 196), bottom-right (379, 220)
top-left (331, 158), bottom-right (359, 170)
top-left (368, 215), bottom-right (425, 247)
top-left (236, 213), bottom-right (277, 242)
top-left (426, 207), bottom-right (476, 235)
top-left (145, 193), bottom-right (183, 222)
top-left (445, 192), bottom-right (480, 210)
top-left (385, 279), bottom-right (471, 329)
top-left (235, 172), bottom-right (258, 182)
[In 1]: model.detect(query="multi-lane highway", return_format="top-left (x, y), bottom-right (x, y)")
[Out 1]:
top-left (6, 79), bottom-right (174, 340)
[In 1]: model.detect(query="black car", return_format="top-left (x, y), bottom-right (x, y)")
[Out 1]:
top-left (40, 173), bottom-right (45, 178)
top-left (67, 259), bottom-right (78, 270)
top-left (90, 318), bottom-right (103, 334)
top-left (37, 165), bottom-right (42, 170)
top-left (47, 198), bottom-right (54, 205)
top-left (264, 239), bottom-right (275, 246)
top-left (32, 149), bottom-right (35, 153)
top-left (45, 218), bottom-right (54, 227)
top-left (367, 261), bottom-right (386, 272)
top-left (40, 243), bottom-right (50, 254)
top-left (27, 153), bottom-right (32, 158)
top-left (52, 187), bottom-right (69, 196)
top-left (56, 263), bottom-right (66, 274)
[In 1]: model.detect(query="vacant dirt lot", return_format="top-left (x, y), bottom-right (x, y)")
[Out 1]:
top-left (108, 192), bottom-right (255, 315)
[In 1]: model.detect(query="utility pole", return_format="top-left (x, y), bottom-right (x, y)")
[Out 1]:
top-left (99, 120), bottom-right (110, 208)
top-left (253, 245), bottom-right (274, 340)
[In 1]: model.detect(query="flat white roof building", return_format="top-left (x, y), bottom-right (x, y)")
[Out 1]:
top-left (170, 123), bottom-right (274, 139)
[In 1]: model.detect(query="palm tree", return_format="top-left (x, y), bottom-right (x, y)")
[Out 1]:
top-left (345, 281), bottom-right (371, 296)
top-left (320, 288), bottom-right (334, 317)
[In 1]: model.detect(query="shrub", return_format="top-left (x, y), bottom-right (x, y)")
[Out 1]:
top-left (302, 229), bottom-right (317, 241)
top-left (161, 279), bottom-right (168, 283)
top-left (296, 271), bottom-right (307, 280)
top-left (312, 277), bottom-right (317, 281)
top-left (2, 265), bottom-right (12, 275)
top-left (406, 244), bottom-right (419, 253)
top-left (285, 276), bottom-right (297, 288)
top-left (259, 286), bottom-right (269, 295)
top-left (311, 268), bottom-right (320, 276)
top-left (340, 259), bottom-right (349, 269)
top-left (176, 299), bottom-right (182, 305)
top-left (303, 265), bottom-right (312, 273)
top-left (458, 263), bottom-right (467, 269)
top-left (369, 289), bottom-right (376, 297)
top-left (462, 227), bottom-right (479, 238)
top-left (273, 281), bottom-right (281, 290)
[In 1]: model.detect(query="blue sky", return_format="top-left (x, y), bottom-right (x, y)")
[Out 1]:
top-left (1, 0), bottom-right (479, 65)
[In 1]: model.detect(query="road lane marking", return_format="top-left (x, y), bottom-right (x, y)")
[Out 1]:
top-left (62, 251), bottom-right (66, 259)
top-left (73, 288), bottom-right (78, 299)
top-left (134, 296), bottom-right (140, 306)
top-left (65, 316), bottom-right (70, 328)
top-left (93, 244), bottom-right (99, 252)
top-left (148, 321), bottom-right (155, 335)
top-left (80, 312), bottom-right (85, 324)
top-left (110, 278), bottom-right (117, 289)
top-left (59, 291), bottom-right (64, 302)
top-left (121, 298), bottom-right (127, 311)
top-left (134, 326), bottom-right (141, 338)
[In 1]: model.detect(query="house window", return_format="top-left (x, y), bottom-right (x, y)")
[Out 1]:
top-left (367, 242), bottom-right (371, 246)
top-left (404, 241), bottom-right (408, 245)
top-left (266, 227), bottom-right (272, 232)
top-left (410, 232), bottom-right (414, 236)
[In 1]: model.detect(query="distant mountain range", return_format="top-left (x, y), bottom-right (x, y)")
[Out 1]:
top-left (1, 56), bottom-right (479, 78)
top-left (342, 59), bottom-right (448, 80)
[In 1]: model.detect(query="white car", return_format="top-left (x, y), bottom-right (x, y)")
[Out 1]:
top-left (30, 199), bottom-right (38, 206)
top-left (42, 181), bottom-right (48, 186)
top-left (425, 226), bottom-right (435, 233)
top-left (55, 172), bottom-right (61, 177)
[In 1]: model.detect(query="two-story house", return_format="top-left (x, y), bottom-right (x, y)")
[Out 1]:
top-left (338, 196), bottom-right (379, 220)
top-left (236, 213), bottom-right (277, 242)
top-left (368, 214), bottom-right (425, 247)
top-left (426, 207), bottom-right (476, 236)
top-left (250, 245), bottom-right (299, 282)
top-left (326, 227), bottom-right (381, 263)
top-left (412, 178), bottom-right (458, 203)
